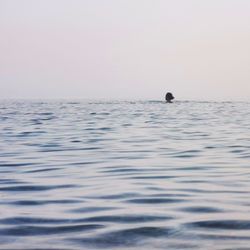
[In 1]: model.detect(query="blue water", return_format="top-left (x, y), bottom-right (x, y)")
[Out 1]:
top-left (0, 100), bottom-right (250, 250)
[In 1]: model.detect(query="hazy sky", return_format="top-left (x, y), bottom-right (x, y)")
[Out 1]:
top-left (1, 0), bottom-right (250, 100)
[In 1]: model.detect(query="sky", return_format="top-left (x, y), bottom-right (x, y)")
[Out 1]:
top-left (0, 0), bottom-right (250, 101)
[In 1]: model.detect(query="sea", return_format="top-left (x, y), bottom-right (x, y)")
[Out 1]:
top-left (0, 100), bottom-right (250, 250)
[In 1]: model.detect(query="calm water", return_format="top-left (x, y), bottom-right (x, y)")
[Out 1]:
top-left (0, 100), bottom-right (250, 250)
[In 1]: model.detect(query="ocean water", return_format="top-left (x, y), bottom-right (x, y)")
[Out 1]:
top-left (0, 100), bottom-right (250, 250)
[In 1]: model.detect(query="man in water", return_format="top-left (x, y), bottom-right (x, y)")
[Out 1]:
top-left (165, 92), bottom-right (174, 103)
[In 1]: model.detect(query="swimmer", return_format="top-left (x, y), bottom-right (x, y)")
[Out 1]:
top-left (165, 92), bottom-right (174, 103)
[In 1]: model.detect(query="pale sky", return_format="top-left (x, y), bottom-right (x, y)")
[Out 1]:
top-left (0, 0), bottom-right (250, 101)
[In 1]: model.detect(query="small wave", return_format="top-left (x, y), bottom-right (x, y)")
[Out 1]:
top-left (8, 199), bottom-right (81, 206)
top-left (25, 167), bottom-right (62, 173)
top-left (186, 220), bottom-right (250, 230)
top-left (70, 206), bottom-right (117, 213)
top-left (0, 224), bottom-right (104, 236)
top-left (71, 226), bottom-right (172, 247)
top-left (80, 214), bottom-right (172, 223)
top-left (92, 193), bottom-right (139, 200)
top-left (0, 184), bottom-right (78, 192)
top-left (179, 206), bottom-right (223, 213)
top-left (130, 175), bottom-right (176, 180)
top-left (126, 198), bottom-right (184, 204)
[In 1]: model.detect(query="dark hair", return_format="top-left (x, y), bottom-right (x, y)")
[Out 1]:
top-left (165, 92), bottom-right (174, 102)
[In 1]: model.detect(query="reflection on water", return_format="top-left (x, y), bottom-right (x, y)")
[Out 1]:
top-left (0, 100), bottom-right (250, 250)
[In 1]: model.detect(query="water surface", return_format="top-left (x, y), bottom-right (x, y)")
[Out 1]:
top-left (0, 100), bottom-right (250, 250)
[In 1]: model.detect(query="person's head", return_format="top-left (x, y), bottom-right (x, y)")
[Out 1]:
top-left (165, 92), bottom-right (174, 103)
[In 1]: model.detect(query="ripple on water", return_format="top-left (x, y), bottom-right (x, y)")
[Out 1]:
top-left (186, 220), bottom-right (250, 230)
top-left (79, 214), bottom-right (173, 223)
top-left (0, 184), bottom-right (78, 192)
top-left (8, 199), bottom-right (82, 206)
top-left (2, 215), bottom-right (167, 225)
top-left (0, 224), bottom-right (104, 236)
top-left (71, 226), bottom-right (173, 248)
top-left (126, 198), bottom-right (185, 204)
top-left (69, 206), bottom-right (117, 214)
top-left (179, 206), bottom-right (223, 213)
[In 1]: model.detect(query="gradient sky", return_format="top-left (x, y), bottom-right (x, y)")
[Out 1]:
top-left (1, 0), bottom-right (250, 100)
